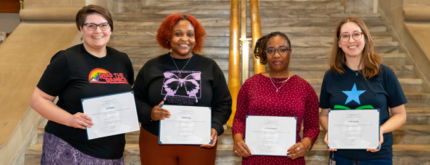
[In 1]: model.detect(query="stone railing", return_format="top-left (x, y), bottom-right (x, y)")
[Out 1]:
top-left (0, 0), bottom-right (85, 164)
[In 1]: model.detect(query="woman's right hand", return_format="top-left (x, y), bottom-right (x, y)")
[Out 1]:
top-left (233, 139), bottom-right (252, 158)
top-left (151, 101), bottom-right (171, 121)
top-left (68, 112), bottom-right (93, 129)
top-left (325, 132), bottom-right (337, 152)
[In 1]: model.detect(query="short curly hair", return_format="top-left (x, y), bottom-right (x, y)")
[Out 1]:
top-left (156, 14), bottom-right (206, 53)
top-left (253, 32), bottom-right (291, 65)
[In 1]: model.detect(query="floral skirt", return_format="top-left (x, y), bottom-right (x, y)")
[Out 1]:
top-left (41, 132), bottom-right (124, 165)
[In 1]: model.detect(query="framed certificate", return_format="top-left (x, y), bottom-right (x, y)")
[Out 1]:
top-left (245, 115), bottom-right (297, 156)
top-left (159, 105), bottom-right (211, 145)
top-left (328, 109), bottom-right (380, 149)
top-left (81, 91), bottom-right (140, 140)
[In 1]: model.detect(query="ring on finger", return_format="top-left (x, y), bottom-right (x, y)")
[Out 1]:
top-left (297, 147), bottom-right (300, 151)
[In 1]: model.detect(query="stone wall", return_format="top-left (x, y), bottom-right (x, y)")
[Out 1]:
top-left (379, 0), bottom-right (430, 92)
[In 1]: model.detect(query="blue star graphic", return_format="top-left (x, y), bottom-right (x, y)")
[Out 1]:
top-left (342, 83), bottom-right (366, 105)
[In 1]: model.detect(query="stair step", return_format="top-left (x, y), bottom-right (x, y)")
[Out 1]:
top-left (24, 143), bottom-right (430, 165)
top-left (114, 17), bottom-right (385, 28)
top-left (406, 108), bottom-right (430, 125)
top-left (113, 12), bottom-right (380, 21)
top-left (128, 1), bottom-right (343, 10)
top-left (113, 25), bottom-right (390, 37)
top-left (110, 34), bottom-right (394, 48)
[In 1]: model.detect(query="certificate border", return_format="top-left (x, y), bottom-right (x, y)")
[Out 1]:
top-left (245, 115), bottom-right (297, 157)
top-left (327, 109), bottom-right (380, 150)
top-left (158, 104), bottom-right (212, 145)
top-left (81, 91), bottom-right (139, 140)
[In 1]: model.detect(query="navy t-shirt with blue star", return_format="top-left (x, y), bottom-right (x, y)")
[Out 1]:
top-left (320, 64), bottom-right (407, 161)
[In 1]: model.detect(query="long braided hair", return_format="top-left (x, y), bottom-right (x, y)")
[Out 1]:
top-left (254, 31), bottom-right (292, 65)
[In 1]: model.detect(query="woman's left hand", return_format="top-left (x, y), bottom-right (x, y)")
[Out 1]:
top-left (287, 141), bottom-right (309, 160)
top-left (201, 128), bottom-right (218, 148)
top-left (367, 129), bottom-right (384, 152)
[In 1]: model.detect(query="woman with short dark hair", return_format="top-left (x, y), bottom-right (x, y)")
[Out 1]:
top-left (133, 14), bottom-right (232, 165)
top-left (232, 31), bottom-right (320, 164)
top-left (31, 5), bottom-right (133, 164)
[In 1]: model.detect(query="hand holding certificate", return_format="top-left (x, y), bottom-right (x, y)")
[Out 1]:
top-left (245, 116), bottom-right (297, 156)
top-left (159, 105), bottom-right (211, 145)
top-left (328, 109), bottom-right (380, 150)
top-left (82, 91), bottom-right (140, 140)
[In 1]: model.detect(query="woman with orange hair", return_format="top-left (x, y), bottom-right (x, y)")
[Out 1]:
top-left (319, 16), bottom-right (407, 164)
top-left (133, 14), bottom-right (232, 165)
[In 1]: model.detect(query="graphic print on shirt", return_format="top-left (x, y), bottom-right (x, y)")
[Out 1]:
top-left (334, 83), bottom-right (374, 110)
top-left (88, 68), bottom-right (128, 84)
top-left (161, 71), bottom-right (201, 105)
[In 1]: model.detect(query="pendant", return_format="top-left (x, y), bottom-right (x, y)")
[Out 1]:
top-left (276, 89), bottom-right (278, 92)
top-left (178, 71), bottom-right (182, 78)
top-left (356, 73), bottom-right (358, 76)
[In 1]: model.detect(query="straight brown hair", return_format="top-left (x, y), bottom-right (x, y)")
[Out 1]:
top-left (329, 16), bottom-right (381, 79)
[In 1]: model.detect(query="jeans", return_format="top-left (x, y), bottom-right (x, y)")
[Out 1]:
top-left (330, 152), bottom-right (392, 165)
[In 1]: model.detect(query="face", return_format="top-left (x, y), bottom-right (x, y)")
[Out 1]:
top-left (338, 22), bottom-right (365, 57)
top-left (266, 36), bottom-right (291, 72)
top-left (170, 20), bottom-right (196, 57)
top-left (80, 13), bottom-right (111, 49)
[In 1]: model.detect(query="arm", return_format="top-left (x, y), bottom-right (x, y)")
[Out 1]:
top-left (210, 63), bottom-right (232, 136)
top-left (31, 88), bottom-right (93, 129)
top-left (133, 66), bottom-right (170, 125)
top-left (288, 84), bottom-right (320, 160)
top-left (232, 80), bottom-right (251, 157)
top-left (32, 51), bottom-right (93, 129)
top-left (381, 104), bottom-right (406, 133)
top-left (319, 108), bottom-right (329, 131)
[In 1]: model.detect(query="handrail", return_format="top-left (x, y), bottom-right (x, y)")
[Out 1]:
top-left (250, 0), bottom-right (265, 74)
top-left (227, 0), bottom-right (240, 127)
top-left (240, 0), bottom-right (250, 84)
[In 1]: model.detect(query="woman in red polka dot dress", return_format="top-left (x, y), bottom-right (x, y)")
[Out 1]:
top-left (232, 32), bottom-right (320, 165)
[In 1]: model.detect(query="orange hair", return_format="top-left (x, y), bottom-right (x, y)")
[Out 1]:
top-left (329, 16), bottom-right (381, 79)
top-left (156, 14), bottom-right (206, 53)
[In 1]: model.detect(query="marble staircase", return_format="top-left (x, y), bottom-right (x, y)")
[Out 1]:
top-left (24, 0), bottom-right (430, 164)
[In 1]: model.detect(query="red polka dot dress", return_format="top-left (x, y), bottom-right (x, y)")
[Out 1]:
top-left (232, 73), bottom-right (320, 165)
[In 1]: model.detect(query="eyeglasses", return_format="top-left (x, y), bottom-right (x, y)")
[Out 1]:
top-left (265, 47), bottom-right (290, 56)
top-left (339, 32), bottom-right (363, 42)
top-left (83, 22), bottom-right (111, 31)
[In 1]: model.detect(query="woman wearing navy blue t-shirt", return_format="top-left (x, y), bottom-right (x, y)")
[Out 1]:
top-left (319, 17), bottom-right (407, 164)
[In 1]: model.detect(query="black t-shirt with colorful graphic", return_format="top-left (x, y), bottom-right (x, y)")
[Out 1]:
top-left (320, 64), bottom-right (407, 160)
top-left (37, 44), bottom-right (134, 159)
top-left (133, 53), bottom-right (232, 136)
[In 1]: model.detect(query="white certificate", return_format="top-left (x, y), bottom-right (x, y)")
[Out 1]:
top-left (245, 116), bottom-right (297, 156)
top-left (81, 91), bottom-right (140, 140)
top-left (328, 109), bottom-right (380, 149)
top-left (159, 105), bottom-right (211, 145)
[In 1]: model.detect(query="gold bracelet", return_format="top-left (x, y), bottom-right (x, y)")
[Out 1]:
top-left (302, 138), bottom-right (312, 151)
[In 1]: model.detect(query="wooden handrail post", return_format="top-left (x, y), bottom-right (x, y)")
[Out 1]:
top-left (250, 0), bottom-right (265, 74)
top-left (227, 0), bottom-right (240, 127)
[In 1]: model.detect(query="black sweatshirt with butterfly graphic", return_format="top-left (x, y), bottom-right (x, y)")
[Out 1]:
top-left (133, 52), bottom-right (232, 136)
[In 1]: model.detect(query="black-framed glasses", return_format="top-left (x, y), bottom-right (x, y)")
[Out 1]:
top-left (339, 32), bottom-right (363, 42)
top-left (83, 22), bottom-right (111, 31)
top-left (265, 46), bottom-right (290, 56)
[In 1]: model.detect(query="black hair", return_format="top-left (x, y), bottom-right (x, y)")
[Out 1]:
top-left (253, 31), bottom-right (291, 65)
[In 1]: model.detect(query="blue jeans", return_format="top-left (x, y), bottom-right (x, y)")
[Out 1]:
top-left (330, 152), bottom-right (392, 165)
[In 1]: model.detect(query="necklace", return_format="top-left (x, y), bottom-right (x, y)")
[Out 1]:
top-left (352, 70), bottom-right (359, 76)
top-left (171, 55), bottom-right (192, 78)
top-left (268, 73), bottom-right (291, 93)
